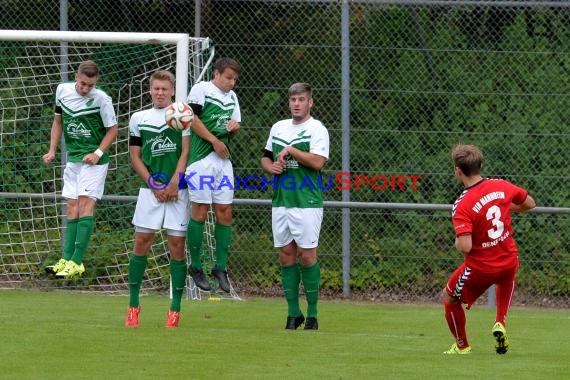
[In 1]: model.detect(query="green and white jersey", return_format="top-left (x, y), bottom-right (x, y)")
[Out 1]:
top-left (129, 107), bottom-right (190, 189)
top-left (186, 81), bottom-right (241, 164)
top-left (55, 82), bottom-right (117, 164)
top-left (265, 117), bottom-right (329, 208)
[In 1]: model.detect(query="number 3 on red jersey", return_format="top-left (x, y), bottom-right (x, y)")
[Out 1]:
top-left (486, 205), bottom-right (504, 239)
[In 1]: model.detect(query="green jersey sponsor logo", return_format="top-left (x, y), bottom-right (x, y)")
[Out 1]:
top-left (67, 120), bottom-right (92, 139)
top-left (149, 135), bottom-right (177, 156)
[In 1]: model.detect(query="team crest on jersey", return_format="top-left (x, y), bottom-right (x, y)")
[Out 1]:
top-left (67, 121), bottom-right (91, 138)
top-left (285, 157), bottom-right (299, 169)
top-left (86, 98), bottom-right (95, 107)
top-left (150, 136), bottom-right (177, 156)
top-left (215, 115), bottom-right (230, 132)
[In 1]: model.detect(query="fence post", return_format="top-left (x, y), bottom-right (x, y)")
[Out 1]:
top-left (341, 0), bottom-right (352, 299)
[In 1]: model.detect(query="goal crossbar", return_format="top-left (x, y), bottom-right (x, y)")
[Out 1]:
top-left (0, 29), bottom-right (213, 101)
top-left (0, 30), bottom-right (227, 298)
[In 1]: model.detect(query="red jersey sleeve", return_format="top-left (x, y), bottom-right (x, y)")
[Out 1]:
top-left (452, 207), bottom-right (472, 236)
top-left (510, 183), bottom-right (529, 205)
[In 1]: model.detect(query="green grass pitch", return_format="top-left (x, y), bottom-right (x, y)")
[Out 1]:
top-left (0, 290), bottom-right (568, 379)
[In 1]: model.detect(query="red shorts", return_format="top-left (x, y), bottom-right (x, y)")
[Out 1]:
top-left (445, 262), bottom-right (518, 309)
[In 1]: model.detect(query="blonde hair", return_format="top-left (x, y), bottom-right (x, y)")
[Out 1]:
top-left (150, 70), bottom-right (175, 87)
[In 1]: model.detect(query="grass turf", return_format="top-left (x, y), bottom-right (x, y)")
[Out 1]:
top-left (0, 290), bottom-right (568, 379)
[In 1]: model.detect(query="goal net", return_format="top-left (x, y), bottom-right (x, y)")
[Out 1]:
top-left (0, 30), bottom-right (237, 299)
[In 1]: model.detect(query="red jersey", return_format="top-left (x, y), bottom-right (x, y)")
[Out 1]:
top-left (451, 178), bottom-right (528, 272)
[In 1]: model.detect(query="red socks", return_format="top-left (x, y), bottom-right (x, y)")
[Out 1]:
top-left (444, 300), bottom-right (469, 348)
top-left (495, 280), bottom-right (515, 326)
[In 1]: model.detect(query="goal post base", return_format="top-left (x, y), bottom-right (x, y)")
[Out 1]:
top-left (187, 277), bottom-right (243, 301)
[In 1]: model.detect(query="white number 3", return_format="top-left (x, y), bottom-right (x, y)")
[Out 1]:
top-left (486, 205), bottom-right (504, 239)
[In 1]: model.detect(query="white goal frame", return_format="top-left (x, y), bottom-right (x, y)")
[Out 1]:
top-left (0, 29), bottom-right (201, 102)
top-left (0, 29), bottom-right (239, 300)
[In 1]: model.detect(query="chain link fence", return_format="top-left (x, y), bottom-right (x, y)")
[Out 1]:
top-left (0, 0), bottom-right (568, 307)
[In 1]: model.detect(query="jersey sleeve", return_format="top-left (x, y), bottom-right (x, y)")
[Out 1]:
top-left (452, 206), bottom-right (473, 237)
top-left (187, 82), bottom-right (206, 106)
top-left (310, 121), bottom-right (330, 160)
top-left (508, 181), bottom-right (529, 205)
top-left (54, 84), bottom-right (63, 114)
top-left (128, 112), bottom-right (141, 137)
top-left (264, 124), bottom-right (276, 152)
top-left (231, 92), bottom-right (241, 123)
top-left (99, 94), bottom-right (118, 128)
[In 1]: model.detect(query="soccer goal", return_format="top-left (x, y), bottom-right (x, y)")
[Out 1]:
top-left (0, 30), bottom-right (238, 299)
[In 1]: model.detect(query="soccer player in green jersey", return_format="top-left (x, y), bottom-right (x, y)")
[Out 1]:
top-left (124, 70), bottom-right (191, 328)
top-left (184, 57), bottom-right (241, 293)
top-left (261, 83), bottom-right (330, 330)
top-left (43, 60), bottom-right (118, 279)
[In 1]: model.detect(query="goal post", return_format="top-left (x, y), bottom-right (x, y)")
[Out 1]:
top-left (0, 30), bottom-right (193, 101)
top-left (0, 30), bottom-right (228, 298)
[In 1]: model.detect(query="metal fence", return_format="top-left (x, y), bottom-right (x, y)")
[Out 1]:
top-left (0, 0), bottom-right (568, 307)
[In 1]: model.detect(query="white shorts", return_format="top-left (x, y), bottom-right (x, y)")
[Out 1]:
top-left (62, 162), bottom-right (108, 200)
top-left (185, 151), bottom-right (234, 204)
top-left (272, 207), bottom-right (323, 249)
top-left (132, 188), bottom-right (190, 234)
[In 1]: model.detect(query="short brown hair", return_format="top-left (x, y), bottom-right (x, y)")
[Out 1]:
top-left (452, 144), bottom-right (483, 176)
top-left (77, 60), bottom-right (99, 78)
top-left (214, 57), bottom-right (241, 75)
top-left (288, 82), bottom-right (312, 98)
top-left (150, 70), bottom-right (175, 88)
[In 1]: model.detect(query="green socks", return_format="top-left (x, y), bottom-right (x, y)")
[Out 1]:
top-left (70, 216), bottom-right (94, 264)
top-left (282, 262), bottom-right (321, 318)
top-left (62, 218), bottom-right (79, 260)
top-left (281, 263), bottom-right (301, 317)
top-left (214, 223), bottom-right (232, 271)
top-left (128, 257), bottom-right (186, 312)
top-left (187, 220), bottom-right (232, 271)
top-left (128, 254), bottom-right (148, 308)
top-left (187, 219), bottom-right (205, 270)
top-left (300, 262), bottom-right (321, 318)
top-left (169, 259), bottom-right (187, 312)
